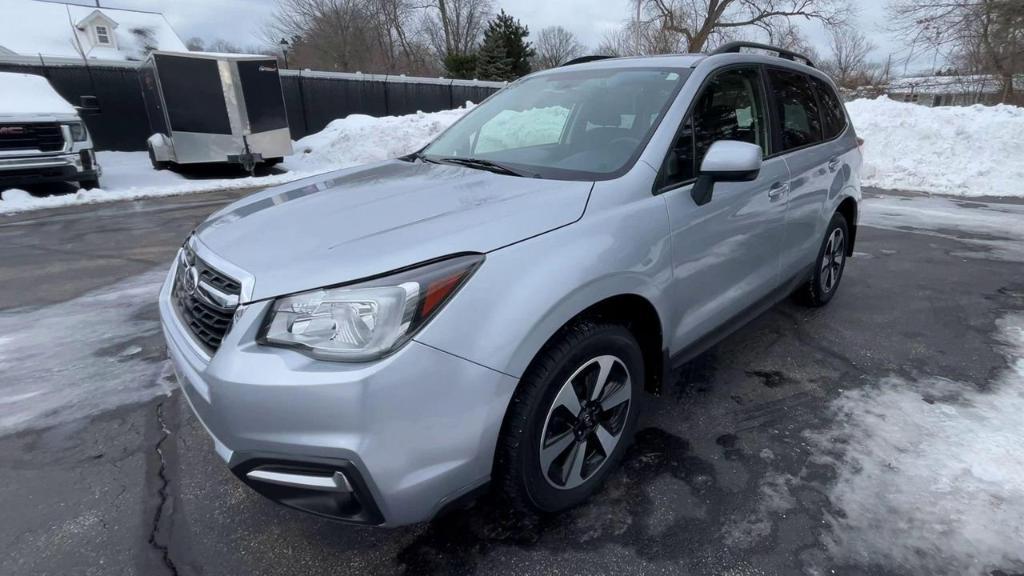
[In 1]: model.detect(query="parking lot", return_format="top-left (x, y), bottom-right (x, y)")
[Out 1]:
top-left (1, 187), bottom-right (1023, 576)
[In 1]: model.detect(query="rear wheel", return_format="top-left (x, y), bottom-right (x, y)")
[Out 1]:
top-left (495, 321), bottom-right (643, 514)
top-left (798, 212), bottom-right (849, 307)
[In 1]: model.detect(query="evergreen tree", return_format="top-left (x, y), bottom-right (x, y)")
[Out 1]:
top-left (475, 10), bottom-right (534, 82)
top-left (443, 53), bottom-right (480, 80)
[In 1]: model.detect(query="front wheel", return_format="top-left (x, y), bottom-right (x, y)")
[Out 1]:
top-left (797, 212), bottom-right (849, 307)
top-left (79, 178), bottom-right (100, 190)
top-left (494, 321), bottom-right (643, 514)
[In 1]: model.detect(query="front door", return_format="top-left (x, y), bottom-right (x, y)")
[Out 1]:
top-left (658, 66), bottom-right (791, 352)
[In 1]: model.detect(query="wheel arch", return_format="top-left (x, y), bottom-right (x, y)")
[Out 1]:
top-left (520, 293), bottom-right (666, 397)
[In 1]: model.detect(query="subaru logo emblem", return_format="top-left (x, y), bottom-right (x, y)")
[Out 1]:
top-left (183, 263), bottom-right (199, 295)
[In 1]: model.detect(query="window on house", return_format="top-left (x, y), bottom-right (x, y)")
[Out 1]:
top-left (94, 25), bottom-right (111, 45)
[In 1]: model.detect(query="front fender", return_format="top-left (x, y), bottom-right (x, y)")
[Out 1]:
top-left (414, 193), bottom-right (674, 379)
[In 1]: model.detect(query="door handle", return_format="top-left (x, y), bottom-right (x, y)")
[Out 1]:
top-left (828, 157), bottom-right (842, 172)
top-left (768, 181), bottom-right (789, 199)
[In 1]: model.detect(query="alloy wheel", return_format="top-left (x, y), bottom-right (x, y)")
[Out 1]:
top-left (539, 355), bottom-right (632, 490)
top-left (820, 228), bottom-right (845, 294)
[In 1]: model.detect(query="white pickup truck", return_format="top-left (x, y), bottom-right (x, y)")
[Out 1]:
top-left (0, 72), bottom-right (101, 190)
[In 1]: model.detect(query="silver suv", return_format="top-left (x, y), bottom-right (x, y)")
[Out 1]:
top-left (160, 43), bottom-right (861, 526)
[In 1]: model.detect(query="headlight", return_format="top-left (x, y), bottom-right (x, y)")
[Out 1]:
top-left (67, 122), bottom-right (87, 142)
top-left (259, 254), bottom-right (483, 361)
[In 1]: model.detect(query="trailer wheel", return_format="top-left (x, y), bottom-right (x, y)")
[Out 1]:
top-left (148, 145), bottom-right (168, 171)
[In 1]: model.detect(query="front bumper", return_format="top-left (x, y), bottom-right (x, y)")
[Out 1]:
top-left (0, 150), bottom-right (101, 186)
top-left (158, 262), bottom-right (517, 526)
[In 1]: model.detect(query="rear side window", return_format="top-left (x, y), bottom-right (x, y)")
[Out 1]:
top-left (767, 69), bottom-right (822, 151)
top-left (811, 77), bottom-right (847, 139)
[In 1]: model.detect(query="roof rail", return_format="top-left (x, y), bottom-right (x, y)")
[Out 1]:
top-left (710, 42), bottom-right (815, 68)
top-left (561, 55), bottom-right (614, 67)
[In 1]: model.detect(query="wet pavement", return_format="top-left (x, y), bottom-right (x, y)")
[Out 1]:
top-left (1, 188), bottom-right (1022, 576)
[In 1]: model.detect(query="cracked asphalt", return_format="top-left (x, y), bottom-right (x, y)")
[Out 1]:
top-left (1, 187), bottom-right (1022, 575)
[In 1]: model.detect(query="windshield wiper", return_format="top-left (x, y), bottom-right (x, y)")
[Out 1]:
top-left (403, 150), bottom-right (441, 164)
top-left (437, 157), bottom-right (530, 178)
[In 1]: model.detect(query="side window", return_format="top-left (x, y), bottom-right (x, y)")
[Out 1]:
top-left (767, 69), bottom-right (823, 151)
top-left (661, 67), bottom-right (768, 189)
top-left (811, 77), bottom-right (847, 139)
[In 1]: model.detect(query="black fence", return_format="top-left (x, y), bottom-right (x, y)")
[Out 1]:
top-left (0, 58), bottom-right (504, 152)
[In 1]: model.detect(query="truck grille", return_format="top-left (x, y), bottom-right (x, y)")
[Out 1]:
top-left (0, 123), bottom-right (65, 152)
top-left (171, 246), bottom-right (241, 353)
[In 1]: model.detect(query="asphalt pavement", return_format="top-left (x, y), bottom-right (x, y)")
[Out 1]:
top-left (1, 187), bottom-right (1022, 576)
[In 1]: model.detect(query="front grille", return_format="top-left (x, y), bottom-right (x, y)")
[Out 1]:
top-left (171, 248), bottom-right (241, 353)
top-left (0, 123), bottom-right (65, 152)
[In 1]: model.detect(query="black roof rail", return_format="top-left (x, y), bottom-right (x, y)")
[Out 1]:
top-left (710, 41), bottom-right (815, 68)
top-left (561, 55), bottom-right (615, 67)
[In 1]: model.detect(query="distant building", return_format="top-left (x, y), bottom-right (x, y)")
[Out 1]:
top-left (888, 74), bottom-right (1024, 107)
top-left (0, 0), bottom-right (187, 62)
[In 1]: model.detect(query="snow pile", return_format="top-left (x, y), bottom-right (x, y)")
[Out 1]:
top-left (809, 314), bottom-right (1024, 575)
top-left (848, 97), bottom-right (1024, 197)
top-left (0, 105), bottom-right (471, 214)
top-left (0, 72), bottom-right (76, 116)
top-left (285, 105), bottom-right (471, 172)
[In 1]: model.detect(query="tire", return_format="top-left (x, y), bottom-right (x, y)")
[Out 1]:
top-left (798, 211), bottom-right (850, 307)
top-left (263, 157), bottom-right (284, 167)
top-left (494, 321), bottom-right (643, 514)
top-left (148, 145), bottom-right (168, 171)
top-left (79, 178), bottom-right (100, 190)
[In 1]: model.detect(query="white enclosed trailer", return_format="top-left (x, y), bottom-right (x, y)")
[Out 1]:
top-left (140, 51), bottom-right (292, 172)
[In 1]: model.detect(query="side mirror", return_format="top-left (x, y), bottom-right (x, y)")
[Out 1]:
top-left (691, 140), bottom-right (762, 206)
top-left (77, 95), bottom-right (101, 114)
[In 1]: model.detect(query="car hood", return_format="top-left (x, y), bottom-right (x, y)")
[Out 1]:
top-left (195, 160), bottom-right (593, 301)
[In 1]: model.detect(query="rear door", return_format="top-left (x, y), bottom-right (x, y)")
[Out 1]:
top-left (659, 65), bottom-right (791, 351)
top-left (765, 68), bottom-right (833, 278)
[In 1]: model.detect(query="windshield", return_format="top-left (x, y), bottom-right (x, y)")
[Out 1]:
top-left (422, 67), bottom-right (690, 180)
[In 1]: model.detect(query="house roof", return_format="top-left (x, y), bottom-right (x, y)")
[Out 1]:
top-left (0, 0), bottom-right (187, 61)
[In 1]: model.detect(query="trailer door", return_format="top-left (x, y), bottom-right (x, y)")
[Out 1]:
top-left (154, 54), bottom-right (231, 135)
top-left (236, 59), bottom-right (289, 134)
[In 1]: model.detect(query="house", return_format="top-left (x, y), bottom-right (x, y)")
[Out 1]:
top-left (888, 74), bottom-right (1024, 107)
top-left (0, 0), bottom-right (188, 62)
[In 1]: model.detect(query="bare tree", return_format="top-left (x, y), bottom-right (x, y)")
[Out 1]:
top-left (263, 0), bottom-right (436, 74)
top-left (421, 0), bottom-right (493, 61)
top-left (532, 26), bottom-right (585, 69)
top-left (597, 18), bottom-right (687, 55)
top-left (889, 0), bottom-right (1023, 102)
top-left (820, 25), bottom-right (875, 88)
top-left (638, 0), bottom-right (848, 53)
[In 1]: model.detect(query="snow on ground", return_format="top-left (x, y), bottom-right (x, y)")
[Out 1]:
top-left (849, 97), bottom-right (1024, 197)
top-left (0, 105), bottom-right (472, 215)
top-left (860, 195), bottom-right (1024, 262)
top-left (808, 313), bottom-right (1024, 575)
top-left (0, 270), bottom-right (171, 435)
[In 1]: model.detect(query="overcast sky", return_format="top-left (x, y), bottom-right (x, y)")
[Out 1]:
top-left (60, 0), bottom-right (926, 72)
